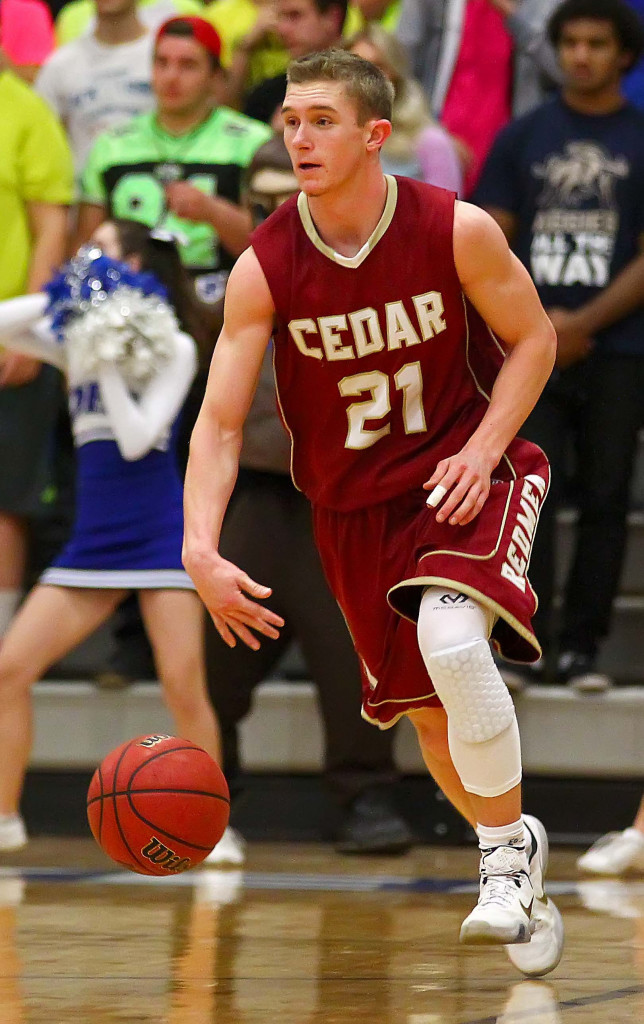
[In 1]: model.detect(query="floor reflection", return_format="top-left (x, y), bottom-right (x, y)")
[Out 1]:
top-left (0, 845), bottom-right (642, 1023)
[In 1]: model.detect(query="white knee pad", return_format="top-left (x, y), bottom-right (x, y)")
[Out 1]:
top-left (417, 588), bottom-right (521, 798)
top-left (426, 638), bottom-right (515, 744)
top-left (426, 639), bottom-right (521, 797)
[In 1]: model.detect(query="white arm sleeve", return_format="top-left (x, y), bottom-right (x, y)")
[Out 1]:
top-left (97, 330), bottom-right (198, 461)
top-left (0, 293), bottom-right (67, 371)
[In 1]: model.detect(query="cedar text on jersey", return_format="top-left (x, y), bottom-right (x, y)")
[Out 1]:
top-left (287, 291), bottom-right (446, 361)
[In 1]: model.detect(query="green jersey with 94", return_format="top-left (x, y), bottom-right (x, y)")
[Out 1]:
top-left (81, 106), bottom-right (271, 276)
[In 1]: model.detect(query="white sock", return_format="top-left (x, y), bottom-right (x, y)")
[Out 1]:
top-left (0, 589), bottom-right (20, 639)
top-left (477, 818), bottom-right (525, 851)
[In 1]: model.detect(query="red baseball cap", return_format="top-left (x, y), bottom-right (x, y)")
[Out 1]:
top-left (155, 16), bottom-right (222, 62)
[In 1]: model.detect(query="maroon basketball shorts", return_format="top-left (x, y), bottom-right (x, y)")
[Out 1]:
top-left (312, 438), bottom-right (549, 729)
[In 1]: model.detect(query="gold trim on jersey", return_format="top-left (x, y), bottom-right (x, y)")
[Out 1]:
top-left (297, 175), bottom-right (398, 268)
top-left (387, 574), bottom-right (542, 662)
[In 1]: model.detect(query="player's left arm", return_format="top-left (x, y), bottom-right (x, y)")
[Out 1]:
top-left (425, 201), bottom-right (556, 527)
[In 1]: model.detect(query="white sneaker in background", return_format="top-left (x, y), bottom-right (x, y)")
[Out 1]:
top-left (505, 815), bottom-right (565, 977)
top-left (460, 844), bottom-right (535, 945)
top-left (203, 826), bottom-right (246, 867)
top-left (194, 869), bottom-right (243, 907)
top-left (0, 814), bottom-right (27, 852)
top-left (568, 670), bottom-right (612, 694)
top-left (577, 828), bottom-right (644, 875)
top-left (0, 876), bottom-right (25, 907)
top-left (577, 879), bottom-right (643, 919)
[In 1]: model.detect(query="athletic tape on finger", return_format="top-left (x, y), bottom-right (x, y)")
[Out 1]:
top-left (426, 483), bottom-right (448, 507)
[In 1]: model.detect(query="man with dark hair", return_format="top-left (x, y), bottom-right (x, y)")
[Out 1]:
top-left (183, 47), bottom-right (564, 974)
top-left (243, 0), bottom-right (349, 126)
top-left (476, 0), bottom-right (644, 691)
top-left (547, 0), bottom-right (644, 52)
top-left (76, 16), bottom-right (271, 302)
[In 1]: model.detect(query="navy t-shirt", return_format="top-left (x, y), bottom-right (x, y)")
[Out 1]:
top-left (475, 96), bottom-right (644, 355)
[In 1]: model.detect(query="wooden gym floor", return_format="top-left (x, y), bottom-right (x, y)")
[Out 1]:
top-left (0, 838), bottom-right (642, 1023)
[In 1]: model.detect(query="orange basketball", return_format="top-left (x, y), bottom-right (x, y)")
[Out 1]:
top-left (87, 734), bottom-right (230, 875)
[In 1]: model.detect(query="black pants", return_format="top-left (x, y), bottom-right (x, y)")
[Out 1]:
top-left (208, 470), bottom-right (398, 808)
top-left (522, 353), bottom-right (644, 658)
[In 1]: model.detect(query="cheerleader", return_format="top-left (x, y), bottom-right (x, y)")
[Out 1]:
top-left (0, 220), bottom-right (241, 863)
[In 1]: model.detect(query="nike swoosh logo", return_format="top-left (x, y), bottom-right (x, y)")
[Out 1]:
top-left (520, 896), bottom-right (534, 916)
top-left (525, 822), bottom-right (538, 865)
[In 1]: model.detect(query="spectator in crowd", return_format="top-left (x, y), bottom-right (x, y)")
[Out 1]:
top-left (36, 0), bottom-right (155, 177)
top-left (475, 0), bottom-right (644, 691)
top-left (205, 0), bottom-right (402, 113)
top-left (204, 0), bottom-right (289, 109)
top-left (578, 794), bottom-right (644, 874)
top-left (244, 0), bottom-right (348, 127)
top-left (396, 0), bottom-right (562, 195)
top-left (54, 0), bottom-right (202, 47)
top-left (346, 24), bottom-right (462, 191)
top-left (75, 16), bottom-right (271, 304)
top-left (0, 56), bottom-right (73, 644)
top-left (205, 135), bottom-right (415, 854)
top-left (0, 0), bottom-right (54, 82)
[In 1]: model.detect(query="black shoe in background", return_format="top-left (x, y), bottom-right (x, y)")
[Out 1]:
top-left (555, 650), bottom-right (612, 693)
top-left (335, 787), bottom-right (416, 855)
top-left (95, 631), bottom-right (157, 689)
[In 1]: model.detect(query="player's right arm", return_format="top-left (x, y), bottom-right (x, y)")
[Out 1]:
top-left (182, 247), bottom-right (285, 650)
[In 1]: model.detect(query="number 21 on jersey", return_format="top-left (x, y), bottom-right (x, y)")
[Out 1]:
top-left (339, 360), bottom-right (427, 450)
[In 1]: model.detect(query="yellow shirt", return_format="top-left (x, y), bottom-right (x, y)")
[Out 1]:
top-left (204, 0), bottom-right (288, 90)
top-left (0, 71), bottom-right (73, 300)
top-left (344, 1), bottom-right (402, 35)
top-left (55, 0), bottom-right (203, 47)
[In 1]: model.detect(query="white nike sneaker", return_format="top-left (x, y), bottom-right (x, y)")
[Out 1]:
top-left (0, 814), bottom-right (27, 852)
top-left (505, 815), bottom-right (565, 977)
top-left (203, 826), bottom-right (246, 867)
top-left (460, 843), bottom-right (535, 945)
top-left (577, 828), bottom-right (644, 876)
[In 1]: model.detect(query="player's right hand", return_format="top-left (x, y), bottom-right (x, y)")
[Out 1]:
top-left (184, 550), bottom-right (284, 650)
top-left (424, 447), bottom-right (495, 526)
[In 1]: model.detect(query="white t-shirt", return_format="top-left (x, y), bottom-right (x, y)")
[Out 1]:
top-left (35, 32), bottom-right (155, 175)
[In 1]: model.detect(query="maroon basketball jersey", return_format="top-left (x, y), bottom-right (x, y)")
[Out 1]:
top-left (251, 176), bottom-right (506, 511)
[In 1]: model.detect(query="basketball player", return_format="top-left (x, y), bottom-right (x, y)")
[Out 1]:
top-left (183, 49), bottom-right (564, 975)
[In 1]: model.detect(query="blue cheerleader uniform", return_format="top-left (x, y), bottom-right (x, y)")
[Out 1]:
top-left (0, 261), bottom-right (198, 591)
top-left (42, 419), bottom-right (192, 590)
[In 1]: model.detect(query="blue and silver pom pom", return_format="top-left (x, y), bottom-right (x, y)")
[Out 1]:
top-left (44, 248), bottom-right (179, 386)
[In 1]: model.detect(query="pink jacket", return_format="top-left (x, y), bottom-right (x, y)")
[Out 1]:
top-left (1, 0), bottom-right (54, 65)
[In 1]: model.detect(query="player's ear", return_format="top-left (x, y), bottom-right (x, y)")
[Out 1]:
top-left (366, 118), bottom-right (392, 152)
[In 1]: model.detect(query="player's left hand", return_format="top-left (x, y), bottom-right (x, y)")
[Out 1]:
top-left (424, 447), bottom-right (496, 526)
top-left (165, 182), bottom-right (213, 224)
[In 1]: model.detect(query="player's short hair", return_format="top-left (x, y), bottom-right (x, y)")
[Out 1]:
top-left (548, 0), bottom-right (644, 68)
top-left (287, 48), bottom-right (394, 123)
